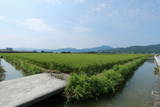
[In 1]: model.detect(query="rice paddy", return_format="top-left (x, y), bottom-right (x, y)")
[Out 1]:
top-left (0, 53), bottom-right (150, 100)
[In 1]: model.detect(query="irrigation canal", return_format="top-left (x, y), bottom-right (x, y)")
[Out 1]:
top-left (0, 59), bottom-right (66, 107)
top-left (0, 59), bottom-right (25, 81)
top-left (0, 58), bottom-right (160, 107)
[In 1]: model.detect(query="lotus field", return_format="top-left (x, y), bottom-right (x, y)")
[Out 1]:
top-left (0, 53), bottom-right (150, 99)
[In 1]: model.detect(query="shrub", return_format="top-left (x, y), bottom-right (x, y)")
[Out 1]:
top-left (65, 73), bottom-right (91, 100)
top-left (65, 57), bottom-right (148, 100)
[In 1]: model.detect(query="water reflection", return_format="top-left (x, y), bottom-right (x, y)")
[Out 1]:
top-left (0, 68), bottom-right (5, 81)
top-left (0, 59), bottom-right (25, 81)
top-left (0, 58), bottom-right (5, 81)
top-left (0, 73), bottom-right (5, 81)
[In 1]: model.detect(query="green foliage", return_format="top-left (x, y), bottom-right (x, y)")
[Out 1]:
top-left (65, 73), bottom-right (91, 100)
top-left (0, 65), bottom-right (5, 81)
top-left (0, 66), bottom-right (4, 72)
top-left (0, 53), bottom-right (146, 74)
top-left (65, 70), bottom-right (124, 100)
top-left (0, 53), bottom-right (149, 100)
top-left (65, 57), bottom-right (148, 100)
top-left (4, 56), bottom-right (45, 75)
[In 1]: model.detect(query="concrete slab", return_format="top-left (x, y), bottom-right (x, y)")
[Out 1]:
top-left (152, 56), bottom-right (160, 107)
top-left (155, 56), bottom-right (160, 66)
top-left (0, 73), bottom-right (66, 107)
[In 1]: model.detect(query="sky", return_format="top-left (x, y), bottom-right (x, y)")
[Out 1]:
top-left (0, 0), bottom-right (160, 49)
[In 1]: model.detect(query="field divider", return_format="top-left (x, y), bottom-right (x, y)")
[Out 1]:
top-left (64, 56), bottom-right (148, 100)
top-left (0, 53), bottom-right (150, 100)
top-left (4, 55), bottom-right (146, 75)
top-left (2, 56), bottom-right (69, 80)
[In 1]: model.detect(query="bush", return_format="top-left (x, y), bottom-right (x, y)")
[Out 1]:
top-left (65, 57), bottom-right (148, 100)
top-left (65, 70), bottom-right (124, 100)
top-left (65, 73), bottom-right (91, 100)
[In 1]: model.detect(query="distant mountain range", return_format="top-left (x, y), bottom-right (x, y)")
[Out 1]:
top-left (13, 44), bottom-right (160, 53)
top-left (100, 44), bottom-right (160, 53)
top-left (14, 45), bottom-right (113, 53)
top-left (52, 45), bottom-right (113, 53)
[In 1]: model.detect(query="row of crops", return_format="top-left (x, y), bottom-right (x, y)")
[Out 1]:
top-left (0, 53), bottom-right (150, 99)
top-left (0, 53), bottom-right (146, 74)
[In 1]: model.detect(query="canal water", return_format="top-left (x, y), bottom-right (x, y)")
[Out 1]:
top-left (31, 60), bottom-right (158, 107)
top-left (0, 59), bottom-right (25, 81)
top-left (0, 59), bottom-right (158, 107)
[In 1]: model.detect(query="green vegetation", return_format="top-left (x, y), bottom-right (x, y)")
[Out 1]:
top-left (154, 66), bottom-right (160, 73)
top-left (0, 66), bottom-right (4, 72)
top-left (65, 57), bottom-right (148, 100)
top-left (6, 57), bottom-right (45, 75)
top-left (0, 65), bottom-right (5, 81)
top-left (0, 53), bottom-right (145, 75)
top-left (0, 53), bottom-right (149, 100)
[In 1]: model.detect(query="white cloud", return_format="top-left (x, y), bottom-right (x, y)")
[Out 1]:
top-left (23, 18), bottom-right (53, 32)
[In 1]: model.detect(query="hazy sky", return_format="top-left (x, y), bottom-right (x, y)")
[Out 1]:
top-left (0, 0), bottom-right (160, 49)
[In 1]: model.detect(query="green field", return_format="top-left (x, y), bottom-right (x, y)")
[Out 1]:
top-left (0, 53), bottom-right (150, 100)
top-left (1, 53), bottom-right (142, 67)
top-left (0, 53), bottom-right (145, 74)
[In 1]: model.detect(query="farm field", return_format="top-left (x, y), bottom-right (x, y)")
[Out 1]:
top-left (0, 53), bottom-right (147, 74)
top-left (0, 53), bottom-right (150, 100)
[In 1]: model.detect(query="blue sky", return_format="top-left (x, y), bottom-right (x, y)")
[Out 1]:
top-left (0, 0), bottom-right (160, 49)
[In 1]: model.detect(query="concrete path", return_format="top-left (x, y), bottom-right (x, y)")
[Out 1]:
top-left (154, 55), bottom-right (160, 66)
top-left (0, 73), bottom-right (66, 107)
top-left (152, 56), bottom-right (160, 107)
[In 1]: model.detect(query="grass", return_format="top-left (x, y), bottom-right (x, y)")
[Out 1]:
top-left (0, 53), bottom-right (146, 74)
top-left (0, 53), bottom-right (150, 100)
top-left (65, 56), bottom-right (148, 100)
top-left (0, 66), bottom-right (4, 72)
top-left (0, 65), bottom-right (5, 81)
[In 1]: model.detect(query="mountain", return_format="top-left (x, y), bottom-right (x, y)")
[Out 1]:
top-left (14, 45), bottom-right (113, 53)
top-left (52, 45), bottom-right (113, 52)
top-left (12, 44), bottom-right (160, 53)
top-left (14, 48), bottom-right (37, 52)
top-left (51, 48), bottom-right (78, 52)
top-left (14, 48), bottom-right (50, 52)
top-left (100, 44), bottom-right (160, 53)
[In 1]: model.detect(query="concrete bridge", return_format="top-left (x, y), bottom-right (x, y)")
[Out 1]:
top-left (0, 73), bottom-right (67, 107)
